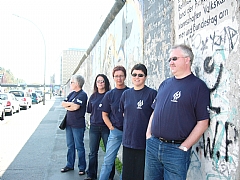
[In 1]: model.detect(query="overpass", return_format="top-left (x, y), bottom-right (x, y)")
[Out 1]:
top-left (0, 83), bottom-right (61, 88)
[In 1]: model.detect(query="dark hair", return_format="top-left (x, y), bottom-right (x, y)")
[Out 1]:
top-left (112, 65), bottom-right (126, 77)
top-left (131, 63), bottom-right (147, 76)
top-left (93, 74), bottom-right (111, 93)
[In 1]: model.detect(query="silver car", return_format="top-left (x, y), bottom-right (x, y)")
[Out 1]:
top-left (0, 93), bottom-right (21, 115)
top-left (9, 90), bottom-right (32, 110)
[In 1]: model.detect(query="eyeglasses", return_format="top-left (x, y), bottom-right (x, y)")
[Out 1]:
top-left (113, 75), bottom-right (125, 78)
top-left (131, 73), bottom-right (145, 77)
top-left (168, 56), bottom-right (187, 62)
top-left (97, 80), bottom-right (105, 84)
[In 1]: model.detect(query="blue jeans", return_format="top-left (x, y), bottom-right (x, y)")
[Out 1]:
top-left (65, 126), bottom-right (86, 171)
top-left (145, 136), bottom-right (191, 180)
top-left (87, 125), bottom-right (115, 179)
top-left (99, 128), bottom-right (122, 180)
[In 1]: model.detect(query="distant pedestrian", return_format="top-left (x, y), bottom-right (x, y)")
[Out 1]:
top-left (85, 74), bottom-right (115, 180)
top-left (61, 74), bottom-right (88, 176)
top-left (145, 44), bottom-right (210, 180)
top-left (99, 66), bottom-right (129, 180)
top-left (119, 63), bottom-right (157, 180)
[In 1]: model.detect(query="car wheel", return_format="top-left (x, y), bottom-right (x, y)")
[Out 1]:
top-left (8, 109), bottom-right (13, 116)
top-left (16, 106), bottom-right (20, 113)
top-left (0, 111), bottom-right (5, 120)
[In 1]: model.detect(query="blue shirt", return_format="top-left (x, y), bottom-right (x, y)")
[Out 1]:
top-left (151, 73), bottom-right (210, 140)
top-left (120, 86), bottom-right (157, 149)
top-left (87, 92), bottom-right (107, 126)
top-left (65, 90), bottom-right (88, 128)
top-left (98, 87), bottom-right (129, 131)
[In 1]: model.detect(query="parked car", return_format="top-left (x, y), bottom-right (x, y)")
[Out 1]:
top-left (9, 90), bottom-right (32, 110)
top-left (35, 90), bottom-right (43, 97)
top-left (31, 92), bottom-right (41, 104)
top-left (35, 90), bottom-right (44, 101)
top-left (36, 93), bottom-right (43, 102)
top-left (0, 93), bottom-right (21, 115)
top-left (0, 99), bottom-right (5, 120)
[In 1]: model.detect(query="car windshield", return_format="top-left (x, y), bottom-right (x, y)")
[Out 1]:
top-left (10, 91), bottom-right (24, 97)
top-left (0, 94), bottom-right (7, 100)
top-left (36, 91), bottom-right (43, 95)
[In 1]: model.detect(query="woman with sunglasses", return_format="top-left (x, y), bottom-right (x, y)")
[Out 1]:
top-left (119, 63), bottom-right (157, 180)
top-left (84, 74), bottom-right (115, 180)
top-left (99, 66), bottom-right (129, 180)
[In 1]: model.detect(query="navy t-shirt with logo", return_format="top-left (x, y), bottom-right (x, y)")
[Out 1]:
top-left (119, 86), bottom-right (157, 149)
top-left (87, 92), bottom-right (107, 126)
top-left (98, 87), bottom-right (129, 131)
top-left (151, 73), bottom-right (210, 140)
top-left (65, 90), bottom-right (88, 128)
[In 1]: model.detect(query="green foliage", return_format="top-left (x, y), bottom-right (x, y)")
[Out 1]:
top-left (0, 66), bottom-right (25, 83)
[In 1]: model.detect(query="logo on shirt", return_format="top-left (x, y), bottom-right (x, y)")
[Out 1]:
top-left (99, 103), bottom-right (102, 107)
top-left (77, 99), bottom-right (82, 104)
top-left (137, 100), bottom-right (143, 109)
top-left (171, 91), bottom-right (181, 102)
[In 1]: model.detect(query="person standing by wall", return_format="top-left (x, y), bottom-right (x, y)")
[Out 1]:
top-left (61, 74), bottom-right (88, 176)
top-left (99, 66), bottom-right (129, 180)
top-left (119, 63), bottom-right (157, 180)
top-left (145, 44), bottom-right (210, 180)
top-left (85, 74), bottom-right (115, 180)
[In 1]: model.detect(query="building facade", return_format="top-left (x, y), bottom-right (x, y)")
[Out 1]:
top-left (61, 49), bottom-right (86, 85)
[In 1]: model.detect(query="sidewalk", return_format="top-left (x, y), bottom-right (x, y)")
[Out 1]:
top-left (1, 97), bottom-right (120, 180)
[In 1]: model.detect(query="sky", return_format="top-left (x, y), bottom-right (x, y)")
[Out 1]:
top-left (0, 0), bottom-right (114, 84)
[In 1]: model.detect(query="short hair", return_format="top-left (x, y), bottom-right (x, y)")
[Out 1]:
top-left (131, 63), bottom-right (147, 76)
top-left (93, 74), bottom-right (111, 93)
top-left (112, 65), bottom-right (126, 77)
top-left (170, 44), bottom-right (194, 63)
top-left (71, 74), bottom-right (85, 88)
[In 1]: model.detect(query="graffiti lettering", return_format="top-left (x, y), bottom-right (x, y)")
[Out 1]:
top-left (210, 26), bottom-right (238, 51)
top-left (202, 121), bottom-right (238, 162)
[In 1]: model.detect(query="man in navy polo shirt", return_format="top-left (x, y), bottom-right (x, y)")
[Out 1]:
top-left (145, 44), bottom-right (210, 180)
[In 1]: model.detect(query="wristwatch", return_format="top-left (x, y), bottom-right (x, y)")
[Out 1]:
top-left (179, 145), bottom-right (188, 151)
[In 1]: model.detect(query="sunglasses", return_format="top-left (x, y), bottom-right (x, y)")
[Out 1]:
top-left (168, 56), bottom-right (187, 62)
top-left (97, 80), bottom-right (105, 83)
top-left (131, 73), bottom-right (145, 77)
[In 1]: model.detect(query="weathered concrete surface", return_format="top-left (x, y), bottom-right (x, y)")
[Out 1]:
top-left (63, 0), bottom-right (240, 179)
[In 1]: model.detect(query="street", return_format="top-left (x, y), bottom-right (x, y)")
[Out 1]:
top-left (0, 97), bottom-right (120, 180)
top-left (0, 97), bottom-right (55, 179)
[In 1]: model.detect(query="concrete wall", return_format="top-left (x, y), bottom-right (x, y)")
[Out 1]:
top-left (64, 0), bottom-right (240, 179)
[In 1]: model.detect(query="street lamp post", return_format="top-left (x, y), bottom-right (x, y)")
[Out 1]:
top-left (13, 14), bottom-right (46, 105)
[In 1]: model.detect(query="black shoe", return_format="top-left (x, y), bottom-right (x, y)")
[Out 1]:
top-left (61, 166), bottom-right (74, 172)
top-left (79, 170), bottom-right (86, 175)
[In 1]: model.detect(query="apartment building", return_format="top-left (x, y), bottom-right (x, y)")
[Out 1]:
top-left (61, 49), bottom-right (86, 85)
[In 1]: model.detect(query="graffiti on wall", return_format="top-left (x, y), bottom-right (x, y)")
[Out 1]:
top-left (174, 0), bottom-right (239, 179)
top-left (143, 0), bottom-right (172, 89)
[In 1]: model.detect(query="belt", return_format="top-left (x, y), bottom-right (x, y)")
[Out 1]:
top-left (158, 137), bottom-right (185, 144)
